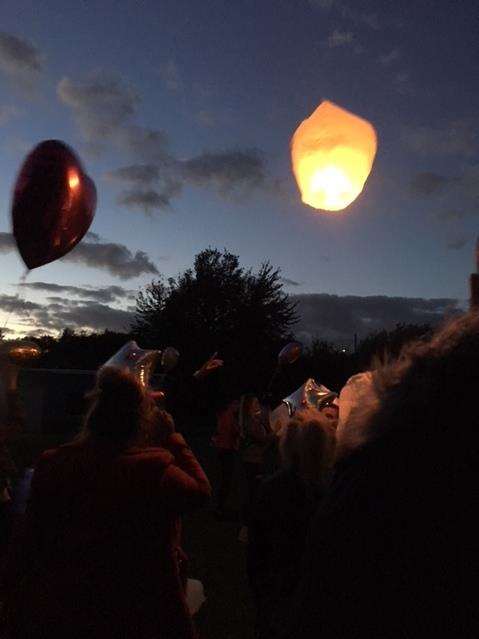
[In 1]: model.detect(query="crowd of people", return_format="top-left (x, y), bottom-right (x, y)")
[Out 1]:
top-left (0, 311), bottom-right (475, 638)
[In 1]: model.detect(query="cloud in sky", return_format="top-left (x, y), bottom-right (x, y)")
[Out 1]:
top-left (58, 73), bottom-right (270, 213)
top-left (0, 232), bottom-right (159, 279)
top-left (3, 289), bottom-right (461, 341)
top-left (0, 31), bottom-right (43, 76)
top-left (410, 172), bottom-right (453, 196)
top-left (379, 48), bottom-right (400, 66)
top-left (393, 71), bottom-right (413, 95)
top-left (18, 282), bottom-right (136, 304)
top-left (403, 119), bottom-right (478, 157)
top-left (292, 293), bottom-right (460, 344)
top-left (14, 298), bottom-right (134, 334)
top-left (65, 240), bottom-right (159, 279)
top-left (159, 59), bottom-right (183, 92)
top-left (0, 232), bottom-right (15, 253)
top-left (281, 277), bottom-right (301, 287)
top-left (309, 0), bottom-right (334, 8)
top-left (117, 186), bottom-right (181, 213)
top-left (57, 74), bottom-right (139, 143)
top-left (39, 301), bottom-right (133, 333)
top-left (410, 165), bottom-right (479, 222)
top-left (327, 29), bottom-right (354, 48)
top-left (106, 164), bottom-right (160, 186)
top-left (310, 0), bottom-right (380, 29)
top-left (447, 237), bottom-right (468, 251)
top-left (182, 150), bottom-right (266, 193)
top-left (0, 104), bottom-right (19, 126)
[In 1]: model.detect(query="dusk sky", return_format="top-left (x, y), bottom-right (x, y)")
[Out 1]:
top-left (1, 0), bottom-right (478, 344)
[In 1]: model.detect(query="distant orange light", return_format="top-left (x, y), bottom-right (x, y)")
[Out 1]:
top-left (291, 100), bottom-right (377, 212)
top-left (68, 170), bottom-right (80, 190)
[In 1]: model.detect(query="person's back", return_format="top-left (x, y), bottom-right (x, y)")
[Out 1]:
top-left (248, 410), bottom-right (335, 639)
top-left (2, 367), bottom-right (211, 639)
top-left (284, 313), bottom-right (478, 639)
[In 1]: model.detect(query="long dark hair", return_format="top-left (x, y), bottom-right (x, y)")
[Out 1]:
top-left (80, 367), bottom-right (154, 446)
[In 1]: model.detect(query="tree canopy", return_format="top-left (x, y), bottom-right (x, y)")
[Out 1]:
top-left (133, 248), bottom-right (299, 396)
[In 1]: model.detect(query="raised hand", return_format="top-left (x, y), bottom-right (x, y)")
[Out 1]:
top-left (194, 352), bottom-right (224, 380)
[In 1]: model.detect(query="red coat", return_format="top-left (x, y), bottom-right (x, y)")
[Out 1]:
top-left (2, 433), bottom-right (211, 639)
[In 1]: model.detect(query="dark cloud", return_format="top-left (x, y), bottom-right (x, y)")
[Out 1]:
top-left (412, 165), bottom-right (479, 222)
top-left (57, 74), bottom-right (171, 163)
top-left (410, 172), bottom-right (452, 196)
top-left (403, 119), bottom-right (478, 157)
top-left (309, 0), bottom-right (334, 9)
top-left (106, 164), bottom-right (160, 186)
top-left (45, 301), bottom-right (133, 332)
top-left (59, 74), bottom-right (269, 213)
top-left (182, 150), bottom-right (265, 193)
top-left (85, 231), bottom-right (102, 242)
top-left (20, 298), bottom-right (134, 334)
top-left (65, 240), bottom-right (159, 280)
top-left (18, 282), bottom-right (135, 303)
top-left (281, 277), bottom-right (301, 287)
top-left (196, 110), bottom-right (216, 128)
top-left (0, 232), bottom-right (15, 253)
top-left (309, 0), bottom-right (380, 29)
top-left (159, 60), bottom-right (183, 92)
top-left (118, 188), bottom-right (172, 212)
top-left (447, 238), bottom-right (468, 251)
top-left (292, 293), bottom-right (460, 344)
top-left (57, 74), bottom-right (138, 142)
top-left (0, 31), bottom-right (43, 76)
top-left (379, 48), bottom-right (400, 66)
top-left (0, 293), bottom-right (41, 315)
top-left (117, 179), bottom-right (182, 213)
top-left (393, 71), bottom-right (413, 95)
top-left (0, 105), bottom-right (19, 126)
top-left (326, 29), bottom-right (354, 48)
top-left (0, 232), bottom-right (158, 280)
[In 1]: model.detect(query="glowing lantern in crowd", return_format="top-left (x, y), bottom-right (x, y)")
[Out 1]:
top-left (291, 100), bottom-right (377, 211)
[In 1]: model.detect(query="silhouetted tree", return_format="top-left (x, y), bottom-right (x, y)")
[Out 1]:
top-left (134, 248), bottom-right (298, 397)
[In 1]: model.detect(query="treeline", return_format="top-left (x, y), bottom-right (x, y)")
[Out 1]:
top-left (12, 248), bottom-right (433, 408)
top-left (27, 322), bottom-right (432, 406)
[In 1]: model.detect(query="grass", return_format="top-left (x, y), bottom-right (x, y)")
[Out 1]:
top-left (184, 509), bottom-right (255, 639)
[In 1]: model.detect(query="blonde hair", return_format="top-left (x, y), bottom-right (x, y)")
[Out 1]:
top-left (279, 409), bottom-right (336, 483)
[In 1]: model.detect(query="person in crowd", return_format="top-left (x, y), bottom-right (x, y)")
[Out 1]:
top-left (0, 390), bottom-right (22, 564)
top-left (211, 398), bottom-right (240, 519)
top-left (238, 394), bottom-right (275, 542)
top-left (283, 313), bottom-right (478, 639)
top-left (1, 367), bottom-right (211, 639)
top-left (247, 410), bottom-right (336, 639)
top-left (162, 352), bottom-right (224, 434)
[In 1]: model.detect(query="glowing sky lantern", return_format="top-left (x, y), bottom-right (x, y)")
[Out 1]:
top-left (291, 100), bottom-right (377, 212)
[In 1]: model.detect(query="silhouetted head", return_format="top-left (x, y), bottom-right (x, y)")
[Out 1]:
top-left (83, 367), bottom-right (154, 446)
top-left (339, 311), bottom-right (479, 457)
top-left (280, 409), bottom-right (336, 483)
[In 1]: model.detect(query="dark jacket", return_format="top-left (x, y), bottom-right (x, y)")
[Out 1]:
top-left (283, 426), bottom-right (475, 639)
top-left (248, 468), bottom-right (324, 638)
top-left (2, 433), bottom-right (211, 639)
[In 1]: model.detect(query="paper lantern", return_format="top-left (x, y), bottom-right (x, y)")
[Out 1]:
top-left (291, 100), bottom-right (377, 211)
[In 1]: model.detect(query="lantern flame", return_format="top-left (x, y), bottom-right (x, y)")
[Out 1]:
top-left (291, 101), bottom-right (377, 212)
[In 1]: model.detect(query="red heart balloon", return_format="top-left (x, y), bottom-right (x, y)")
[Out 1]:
top-left (11, 140), bottom-right (97, 270)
